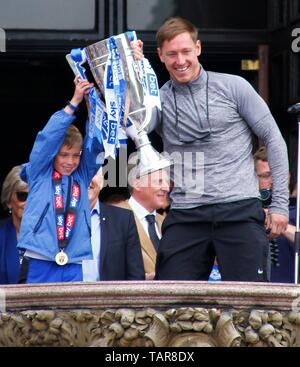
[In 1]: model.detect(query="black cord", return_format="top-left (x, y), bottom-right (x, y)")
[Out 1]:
top-left (172, 71), bottom-right (211, 142)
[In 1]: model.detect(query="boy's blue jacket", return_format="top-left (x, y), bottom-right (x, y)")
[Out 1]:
top-left (17, 109), bottom-right (104, 263)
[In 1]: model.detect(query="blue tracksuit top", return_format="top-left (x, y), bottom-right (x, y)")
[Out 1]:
top-left (17, 109), bottom-right (104, 263)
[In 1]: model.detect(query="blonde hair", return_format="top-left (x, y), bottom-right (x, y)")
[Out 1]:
top-left (63, 124), bottom-right (83, 148)
top-left (1, 165), bottom-right (28, 209)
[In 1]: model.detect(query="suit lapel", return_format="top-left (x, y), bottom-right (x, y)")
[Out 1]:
top-left (156, 213), bottom-right (164, 233)
top-left (134, 218), bottom-right (157, 263)
top-left (113, 200), bottom-right (158, 264)
top-left (125, 202), bottom-right (157, 263)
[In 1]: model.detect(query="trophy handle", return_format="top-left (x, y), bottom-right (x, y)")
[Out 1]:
top-left (127, 105), bottom-right (151, 133)
top-left (65, 50), bottom-right (88, 80)
top-left (85, 38), bottom-right (110, 95)
top-left (66, 54), bottom-right (80, 76)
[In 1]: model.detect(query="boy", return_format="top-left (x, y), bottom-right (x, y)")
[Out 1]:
top-left (18, 76), bottom-right (104, 283)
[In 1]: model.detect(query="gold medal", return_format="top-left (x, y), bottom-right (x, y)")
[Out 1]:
top-left (55, 250), bottom-right (68, 266)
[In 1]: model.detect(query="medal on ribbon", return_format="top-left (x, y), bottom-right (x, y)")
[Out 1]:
top-left (55, 250), bottom-right (69, 266)
top-left (53, 170), bottom-right (81, 266)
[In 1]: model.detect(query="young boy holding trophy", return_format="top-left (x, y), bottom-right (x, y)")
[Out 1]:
top-left (18, 76), bottom-right (104, 283)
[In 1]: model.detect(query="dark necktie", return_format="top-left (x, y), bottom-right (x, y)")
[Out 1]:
top-left (91, 208), bottom-right (99, 216)
top-left (145, 214), bottom-right (160, 251)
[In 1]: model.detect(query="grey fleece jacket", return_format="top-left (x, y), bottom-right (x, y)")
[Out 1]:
top-left (148, 66), bottom-right (289, 217)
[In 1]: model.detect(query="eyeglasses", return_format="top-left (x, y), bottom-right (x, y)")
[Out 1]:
top-left (16, 191), bottom-right (28, 202)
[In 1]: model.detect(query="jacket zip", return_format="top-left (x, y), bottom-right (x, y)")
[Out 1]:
top-left (188, 85), bottom-right (203, 129)
top-left (33, 203), bottom-right (50, 233)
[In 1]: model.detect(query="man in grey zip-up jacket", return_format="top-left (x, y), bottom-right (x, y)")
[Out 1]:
top-left (132, 17), bottom-right (289, 281)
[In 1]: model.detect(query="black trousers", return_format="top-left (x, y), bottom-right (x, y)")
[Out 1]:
top-left (156, 199), bottom-right (269, 281)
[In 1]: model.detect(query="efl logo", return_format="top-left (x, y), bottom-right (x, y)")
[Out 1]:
top-left (291, 28), bottom-right (300, 53)
top-left (0, 28), bottom-right (6, 52)
top-left (147, 74), bottom-right (159, 97)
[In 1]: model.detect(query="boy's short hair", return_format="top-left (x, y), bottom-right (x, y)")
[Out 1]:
top-left (63, 125), bottom-right (83, 148)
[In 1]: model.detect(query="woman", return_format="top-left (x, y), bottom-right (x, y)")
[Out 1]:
top-left (0, 165), bottom-right (28, 284)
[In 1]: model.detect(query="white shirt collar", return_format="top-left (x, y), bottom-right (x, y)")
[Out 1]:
top-left (91, 200), bottom-right (100, 215)
top-left (128, 196), bottom-right (156, 221)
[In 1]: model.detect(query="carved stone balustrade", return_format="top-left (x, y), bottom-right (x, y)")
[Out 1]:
top-left (1, 281), bottom-right (300, 347)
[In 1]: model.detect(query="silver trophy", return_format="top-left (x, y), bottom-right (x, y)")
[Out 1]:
top-left (66, 33), bottom-right (172, 177)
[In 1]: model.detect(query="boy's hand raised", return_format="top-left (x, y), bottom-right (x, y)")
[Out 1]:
top-left (64, 76), bottom-right (94, 114)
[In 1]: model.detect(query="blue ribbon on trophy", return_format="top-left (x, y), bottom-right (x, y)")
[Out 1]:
top-left (103, 39), bottom-right (121, 158)
top-left (108, 35), bottom-right (138, 147)
top-left (126, 31), bottom-right (161, 112)
top-left (67, 48), bottom-right (107, 152)
top-left (108, 36), bottom-right (128, 146)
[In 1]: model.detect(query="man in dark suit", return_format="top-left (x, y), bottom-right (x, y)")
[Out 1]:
top-left (117, 168), bottom-right (170, 280)
top-left (83, 170), bottom-right (145, 281)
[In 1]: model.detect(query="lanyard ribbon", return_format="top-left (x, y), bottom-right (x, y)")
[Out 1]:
top-left (53, 170), bottom-right (80, 251)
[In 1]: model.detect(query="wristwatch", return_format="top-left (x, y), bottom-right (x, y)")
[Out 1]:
top-left (66, 101), bottom-right (79, 112)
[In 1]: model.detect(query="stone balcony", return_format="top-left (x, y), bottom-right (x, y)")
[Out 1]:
top-left (1, 281), bottom-right (300, 347)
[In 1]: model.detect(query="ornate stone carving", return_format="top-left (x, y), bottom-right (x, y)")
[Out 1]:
top-left (1, 307), bottom-right (300, 347)
top-left (1, 282), bottom-right (300, 347)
